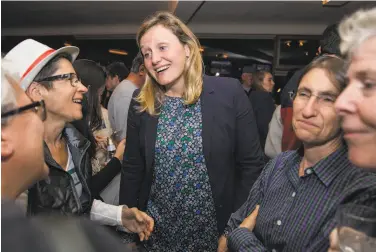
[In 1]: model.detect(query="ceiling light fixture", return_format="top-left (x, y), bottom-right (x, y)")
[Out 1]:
top-left (299, 40), bottom-right (307, 47)
top-left (109, 49), bottom-right (128, 56)
top-left (322, 1), bottom-right (349, 7)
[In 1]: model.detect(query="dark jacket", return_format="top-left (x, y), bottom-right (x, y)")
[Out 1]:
top-left (28, 124), bottom-right (92, 216)
top-left (2, 200), bottom-right (131, 252)
top-left (119, 75), bottom-right (265, 234)
top-left (249, 90), bottom-right (276, 152)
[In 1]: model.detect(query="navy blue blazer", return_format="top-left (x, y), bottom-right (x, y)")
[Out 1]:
top-left (119, 75), bottom-right (265, 234)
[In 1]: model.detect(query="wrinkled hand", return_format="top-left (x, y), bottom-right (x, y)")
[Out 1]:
top-left (239, 205), bottom-right (259, 231)
top-left (328, 228), bottom-right (340, 252)
top-left (114, 139), bottom-right (126, 161)
top-left (121, 206), bottom-right (154, 241)
top-left (217, 235), bottom-right (229, 252)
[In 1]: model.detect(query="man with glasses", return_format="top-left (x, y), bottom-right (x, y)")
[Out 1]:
top-left (1, 68), bottom-right (48, 202)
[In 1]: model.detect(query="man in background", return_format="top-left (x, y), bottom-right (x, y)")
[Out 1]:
top-left (102, 62), bottom-right (129, 108)
top-left (108, 53), bottom-right (145, 142)
top-left (241, 65), bottom-right (255, 97)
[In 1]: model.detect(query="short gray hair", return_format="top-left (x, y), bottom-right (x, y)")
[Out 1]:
top-left (130, 52), bottom-right (144, 73)
top-left (1, 60), bottom-right (18, 125)
top-left (339, 7), bottom-right (376, 57)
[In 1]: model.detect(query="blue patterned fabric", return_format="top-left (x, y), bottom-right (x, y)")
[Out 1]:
top-left (144, 96), bottom-right (218, 252)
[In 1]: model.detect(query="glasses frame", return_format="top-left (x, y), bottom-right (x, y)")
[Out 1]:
top-left (1, 100), bottom-right (46, 122)
top-left (36, 73), bottom-right (81, 87)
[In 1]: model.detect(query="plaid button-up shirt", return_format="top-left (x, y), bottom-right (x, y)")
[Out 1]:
top-left (225, 145), bottom-right (376, 252)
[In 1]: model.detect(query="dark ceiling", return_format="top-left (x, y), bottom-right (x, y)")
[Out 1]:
top-left (2, 1), bottom-right (375, 76)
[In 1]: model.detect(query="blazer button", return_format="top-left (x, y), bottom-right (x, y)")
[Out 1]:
top-left (219, 205), bottom-right (223, 208)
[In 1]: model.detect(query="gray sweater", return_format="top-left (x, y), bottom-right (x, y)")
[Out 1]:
top-left (108, 79), bottom-right (137, 141)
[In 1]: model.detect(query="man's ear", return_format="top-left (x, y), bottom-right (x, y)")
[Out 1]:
top-left (27, 82), bottom-right (44, 101)
top-left (1, 129), bottom-right (15, 160)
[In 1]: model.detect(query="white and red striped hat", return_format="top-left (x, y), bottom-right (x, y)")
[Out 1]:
top-left (4, 39), bottom-right (79, 90)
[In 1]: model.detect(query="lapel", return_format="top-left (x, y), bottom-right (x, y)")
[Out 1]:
top-left (145, 108), bottom-right (159, 172)
top-left (201, 76), bottom-right (215, 170)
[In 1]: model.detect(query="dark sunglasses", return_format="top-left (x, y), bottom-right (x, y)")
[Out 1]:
top-left (36, 73), bottom-right (81, 87)
top-left (1, 100), bottom-right (46, 122)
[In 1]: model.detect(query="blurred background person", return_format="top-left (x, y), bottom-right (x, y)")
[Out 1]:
top-left (249, 70), bottom-right (276, 154)
top-left (73, 59), bottom-right (127, 206)
top-left (73, 59), bottom-right (122, 174)
top-left (241, 65), bottom-right (255, 97)
top-left (101, 62), bottom-right (129, 109)
top-left (329, 7), bottom-right (376, 252)
top-left (120, 11), bottom-right (264, 251)
top-left (264, 104), bottom-right (283, 159)
top-left (108, 52), bottom-right (146, 142)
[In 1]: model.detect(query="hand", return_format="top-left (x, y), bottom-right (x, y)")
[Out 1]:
top-left (114, 139), bottom-right (126, 161)
top-left (121, 206), bottom-right (154, 241)
top-left (217, 235), bottom-right (229, 252)
top-left (328, 228), bottom-right (340, 252)
top-left (239, 205), bottom-right (259, 231)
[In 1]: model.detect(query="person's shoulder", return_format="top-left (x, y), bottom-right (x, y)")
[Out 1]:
top-left (113, 80), bottom-right (137, 97)
top-left (203, 75), bottom-right (242, 95)
top-left (204, 75), bottom-right (240, 86)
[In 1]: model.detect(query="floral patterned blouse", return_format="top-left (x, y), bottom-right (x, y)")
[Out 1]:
top-left (144, 96), bottom-right (218, 252)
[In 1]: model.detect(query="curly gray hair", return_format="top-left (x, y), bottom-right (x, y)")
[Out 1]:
top-left (1, 59), bottom-right (19, 125)
top-left (339, 7), bottom-right (376, 57)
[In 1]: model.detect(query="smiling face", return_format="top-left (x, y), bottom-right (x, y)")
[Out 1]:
top-left (140, 25), bottom-right (190, 89)
top-left (292, 68), bottom-right (342, 146)
top-left (335, 37), bottom-right (376, 169)
top-left (37, 58), bottom-right (88, 123)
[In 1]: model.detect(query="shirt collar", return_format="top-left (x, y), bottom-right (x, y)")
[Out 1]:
top-left (311, 144), bottom-right (351, 187)
top-left (286, 144), bottom-right (351, 188)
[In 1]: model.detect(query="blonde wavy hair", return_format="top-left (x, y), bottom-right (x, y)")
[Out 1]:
top-left (136, 11), bottom-right (203, 115)
top-left (339, 7), bottom-right (376, 58)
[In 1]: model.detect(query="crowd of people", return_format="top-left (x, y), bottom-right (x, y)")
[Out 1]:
top-left (1, 7), bottom-right (376, 252)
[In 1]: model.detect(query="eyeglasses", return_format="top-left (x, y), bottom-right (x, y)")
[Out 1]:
top-left (1, 100), bottom-right (46, 122)
top-left (36, 73), bottom-right (81, 87)
top-left (294, 90), bottom-right (338, 107)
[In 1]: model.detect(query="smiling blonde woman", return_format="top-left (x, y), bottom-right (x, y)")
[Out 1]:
top-left (119, 11), bottom-right (265, 251)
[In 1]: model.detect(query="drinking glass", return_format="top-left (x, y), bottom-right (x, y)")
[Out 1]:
top-left (336, 204), bottom-right (376, 252)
